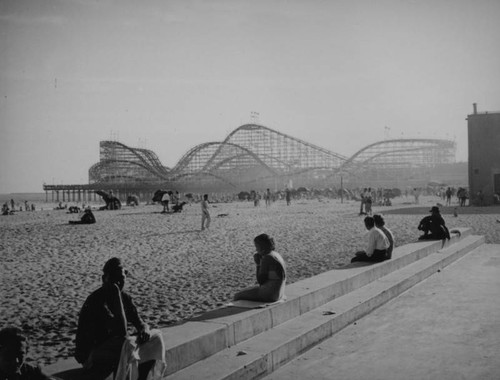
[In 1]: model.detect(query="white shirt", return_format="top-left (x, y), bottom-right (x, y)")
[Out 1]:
top-left (365, 227), bottom-right (390, 256)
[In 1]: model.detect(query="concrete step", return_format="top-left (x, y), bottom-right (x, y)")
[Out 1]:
top-left (162, 228), bottom-right (470, 376)
top-left (45, 228), bottom-right (472, 379)
top-left (167, 234), bottom-right (485, 380)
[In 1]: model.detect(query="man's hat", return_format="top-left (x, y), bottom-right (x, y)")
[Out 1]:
top-left (429, 206), bottom-right (440, 213)
top-left (102, 257), bottom-right (123, 274)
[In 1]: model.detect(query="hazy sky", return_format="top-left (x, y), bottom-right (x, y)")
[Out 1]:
top-left (1, 0), bottom-right (499, 193)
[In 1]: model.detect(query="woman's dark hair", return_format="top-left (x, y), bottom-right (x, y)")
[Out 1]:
top-left (254, 233), bottom-right (275, 252)
top-left (0, 327), bottom-right (26, 348)
top-left (373, 214), bottom-right (385, 226)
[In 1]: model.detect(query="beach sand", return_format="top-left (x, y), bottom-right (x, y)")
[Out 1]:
top-left (1, 195), bottom-right (499, 366)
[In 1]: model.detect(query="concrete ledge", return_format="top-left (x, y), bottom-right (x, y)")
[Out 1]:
top-left (168, 234), bottom-right (485, 380)
top-left (45, 228), bottom-right (471, 378)
top-left (161, 227), bottom-right (470, 376)
top-left (43, 358), bottom-right (92, 380)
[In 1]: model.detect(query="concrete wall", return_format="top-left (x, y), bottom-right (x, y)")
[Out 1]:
top-left (467, 110), bottom-right (500, 205)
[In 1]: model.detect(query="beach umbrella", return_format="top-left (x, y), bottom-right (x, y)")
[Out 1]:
top-left (95, 190), bottom-right (109, 198)
top-left (152, 189), bottom-right (169, 202)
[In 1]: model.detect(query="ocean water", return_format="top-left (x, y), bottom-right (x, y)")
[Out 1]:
top-left (0, 193), bottom-right (47, 203)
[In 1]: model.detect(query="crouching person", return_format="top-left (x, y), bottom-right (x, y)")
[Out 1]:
top-left (75, 258), bottom-right (166, 380)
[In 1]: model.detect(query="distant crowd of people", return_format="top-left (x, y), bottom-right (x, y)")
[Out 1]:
top-left (1, 199), bottom-right (36, 215)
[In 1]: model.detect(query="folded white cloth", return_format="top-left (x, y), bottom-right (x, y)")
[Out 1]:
top-left (115, 329), bottom-right (166, 380)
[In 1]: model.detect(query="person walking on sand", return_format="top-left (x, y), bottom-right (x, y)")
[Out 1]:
top-left (285, 188), bottom-right (291, 206)
top-left (75, 258), bottom-right (166, 380)
top-left (201, 194), bottom-right (211, 230)
top-left (265, 188), bottom-right (271, 207)
top-left (161, 191), bottom-right (171, 213)
top-left (445, 187), bottom-right (452, 206)
top-left (0, 327), bottom-right (54, 379)
top-left (351, 216), bottom-right (390, 263)
top-left (234, 234), bottom-right (286, 302)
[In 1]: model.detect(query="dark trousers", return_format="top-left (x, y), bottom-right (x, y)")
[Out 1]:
top-left (351, 249), bottom-right (387, 263)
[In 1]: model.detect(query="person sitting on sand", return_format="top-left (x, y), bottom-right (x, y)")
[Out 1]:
top-left (234, 234), bottom-right (286, 302)
top-left (418, 206), bottom-right (450, 241)
top-left (351, 216), bottom-right (390, 263)
top-left (172, 201), bottom-right (187, 213)
top-left (69, 208), bottom-right (96, 225)
top-left (0, 327), bottom-right (54, 380)
top-left (2, 203), bottom-right (10, 216)
top-left (373, 214), bottom-right (394, 260)
top-left (75, 258), bottom-right (166, 380)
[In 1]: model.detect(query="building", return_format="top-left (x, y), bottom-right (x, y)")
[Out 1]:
top-left (467, 103), bottom-right (500, 205)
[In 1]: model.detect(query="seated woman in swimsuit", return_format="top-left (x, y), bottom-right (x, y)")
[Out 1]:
top-left (234, 234), bottom-right (286, 302)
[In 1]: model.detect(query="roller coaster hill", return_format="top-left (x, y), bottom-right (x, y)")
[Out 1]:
top-left (43, 124), bottom-right (466, 202)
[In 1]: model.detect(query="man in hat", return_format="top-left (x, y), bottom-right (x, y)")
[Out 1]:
top-left (75, 257), bottom-right (166, 380)
top-left (418, 206), bottom-right (450, 240)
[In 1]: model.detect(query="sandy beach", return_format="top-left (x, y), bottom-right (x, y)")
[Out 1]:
top-left (1, 195), bottom-right (499, 367)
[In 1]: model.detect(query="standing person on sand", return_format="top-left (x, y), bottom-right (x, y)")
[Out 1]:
top-left (0, 327), bottom-right (54, 380)
top-left (234, 234), bottom-right (286, 302)
top-left (285, 188), bottom-right (291, 206)
top-left (161, 191), bottom-right (170, 213)
top-left (201, 194), bottom-right (211, 230)
top-left (359, 188), bottom-right (367, 215)
top-left (75, 258), bottom-right (166, 380)
top-left (265, 188), bottom-right (271, 207)
top-left (364, 188), bottom-right (373, 216)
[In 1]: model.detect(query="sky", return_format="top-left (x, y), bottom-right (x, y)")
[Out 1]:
top-left (1, 0), bottom-right (499, 193)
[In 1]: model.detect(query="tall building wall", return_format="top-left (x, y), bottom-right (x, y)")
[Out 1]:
top-left (467, 105), bottom-right (500, 205)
